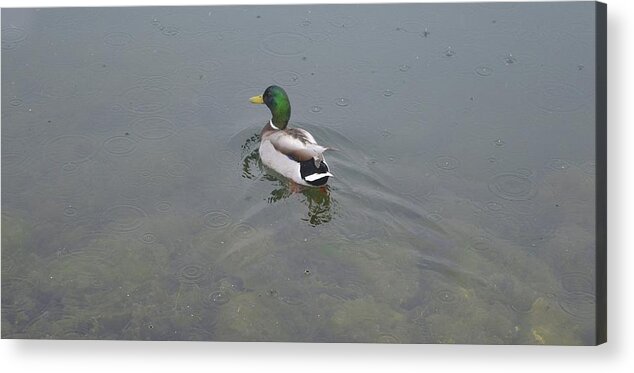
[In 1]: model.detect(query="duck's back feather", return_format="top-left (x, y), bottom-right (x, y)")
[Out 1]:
top-left (267, 130), bottom-right (328, 163)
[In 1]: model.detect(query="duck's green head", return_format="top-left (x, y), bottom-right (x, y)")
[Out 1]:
top-left (250, 85), bottom-right (291, 129)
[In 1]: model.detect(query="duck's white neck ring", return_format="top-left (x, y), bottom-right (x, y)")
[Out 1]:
top-left (269, 120), bottom-right (280, 130)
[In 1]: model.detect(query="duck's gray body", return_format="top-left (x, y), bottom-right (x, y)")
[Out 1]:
top-left (259, 121), bottom-right (332, 186)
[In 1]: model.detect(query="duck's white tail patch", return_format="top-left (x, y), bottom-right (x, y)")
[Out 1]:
top-left (304, 172), bottom-right (334, 182)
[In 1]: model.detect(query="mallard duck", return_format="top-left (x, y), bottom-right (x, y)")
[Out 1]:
top-left (250, 85), bottom-right (333, 187)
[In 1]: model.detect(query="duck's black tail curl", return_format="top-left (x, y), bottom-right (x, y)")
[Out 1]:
top-left (300, 159), bottom-right (332, 186)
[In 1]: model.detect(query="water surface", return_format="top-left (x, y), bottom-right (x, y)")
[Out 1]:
top-left (2, 3), bottom-right (597, 344)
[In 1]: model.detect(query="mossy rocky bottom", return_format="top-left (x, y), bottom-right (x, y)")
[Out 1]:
top-left (2, 168), bottom-right (594, 345)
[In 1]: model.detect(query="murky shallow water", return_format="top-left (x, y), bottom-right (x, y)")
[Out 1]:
top-left (2, 3), bottom-right (597, 344)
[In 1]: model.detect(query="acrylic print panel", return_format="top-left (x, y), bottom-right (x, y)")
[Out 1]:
top-left (1, 2), bottom-right (606, 345)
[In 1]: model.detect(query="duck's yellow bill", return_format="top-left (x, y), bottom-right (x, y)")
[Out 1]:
top-left (249, 95), bottom-right (264, 104)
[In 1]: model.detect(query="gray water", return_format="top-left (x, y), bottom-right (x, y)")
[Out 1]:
top-left (1, 3), bottom-right (597, 344)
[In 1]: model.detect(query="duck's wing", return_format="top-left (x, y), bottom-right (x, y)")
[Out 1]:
top-left (288, 128), bottom-right (317, 144)
top-left (268, 129), bottom-right (328, 163)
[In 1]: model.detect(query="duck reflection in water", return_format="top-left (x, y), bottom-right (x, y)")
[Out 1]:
top-left (241, 133), bottom-right (335, 226)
